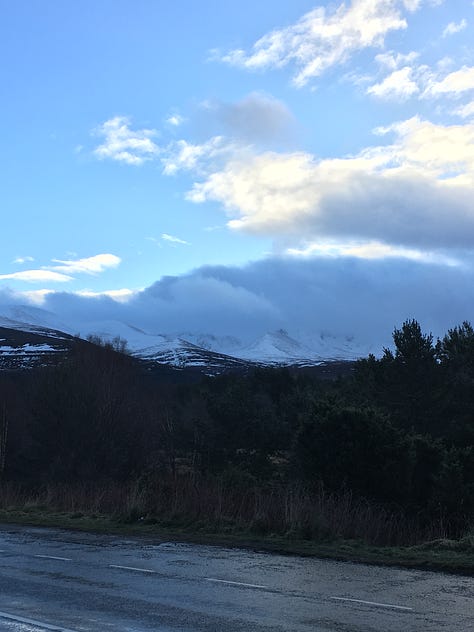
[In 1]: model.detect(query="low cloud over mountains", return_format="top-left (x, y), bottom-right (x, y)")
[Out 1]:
top-left (2, 254), bottom-right (473, 351)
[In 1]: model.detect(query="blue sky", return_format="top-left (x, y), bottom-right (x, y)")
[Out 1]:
top-left (1, 1), bottom-right (474, 341)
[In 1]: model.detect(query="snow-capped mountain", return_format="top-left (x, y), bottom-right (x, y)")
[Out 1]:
top-left (0, 304), bottom-right (375, 373)
top-left (0, 317), bottom-right (77, 371)
top-left (81, 325), bottom-right (371, 368)
top-left (135, 337), bottom-right (253, 374)
top-left (135, 329), bottom-right (369, 367)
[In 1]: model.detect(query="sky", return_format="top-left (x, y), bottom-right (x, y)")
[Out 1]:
top-left (1, 0), bottom-right (474, 344)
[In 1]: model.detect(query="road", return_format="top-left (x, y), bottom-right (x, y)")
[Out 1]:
top-left (0, 525), bottom-right (472, 631)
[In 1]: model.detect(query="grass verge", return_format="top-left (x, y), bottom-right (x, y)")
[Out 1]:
top-left (0, 508), bottom-right (472, 576)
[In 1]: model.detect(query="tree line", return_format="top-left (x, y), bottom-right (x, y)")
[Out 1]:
top-left (0, 319), bottom-right (473, 539)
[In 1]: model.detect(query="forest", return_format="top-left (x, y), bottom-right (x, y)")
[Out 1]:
top-left (0, 319), bottom-right (473, 548)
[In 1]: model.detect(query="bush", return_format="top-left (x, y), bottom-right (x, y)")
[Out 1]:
top-left (292, 405), bottom-right (412, 503)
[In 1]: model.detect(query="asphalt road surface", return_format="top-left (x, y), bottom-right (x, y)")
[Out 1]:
top-left (0, 525), bottom-right (472, 631)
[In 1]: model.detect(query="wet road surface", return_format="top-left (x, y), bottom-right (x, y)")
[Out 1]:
top-left (0, 525), bottom-right (472, 631)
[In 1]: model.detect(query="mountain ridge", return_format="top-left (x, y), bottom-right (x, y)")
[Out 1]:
top-left (0, 304), bottom-right (374, 374)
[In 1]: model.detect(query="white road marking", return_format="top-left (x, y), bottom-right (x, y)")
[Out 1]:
top-left (0, 609), bottom-right (78, 631)
top-left (330, 596), bottom-right (413, 611)
top-left (33, 554), bottom-right (72, 562)
top-left (204, 577), bottom-right (268, 589)
top-left (109, 564), bottom-right (157, 574)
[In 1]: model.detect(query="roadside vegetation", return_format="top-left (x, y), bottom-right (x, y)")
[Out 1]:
top-left (0, 319), bottom-right (473, 573)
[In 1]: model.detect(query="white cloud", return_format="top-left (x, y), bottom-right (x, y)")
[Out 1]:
top-left (204, 225), bottom-right (223, 232)
top-left (220, 0), bottom-right (424, 87)
top-left (20, 289), bottom-right (57, 304)
top-left (162, 136), bottom-right (233, 175)
top-left (376, 117), bottom-right (474, 181)
top-left (442, 19), bottom-right (467, 38)
top-left (0, 254), bottom-right (121, 285)
top-left (374, 50), bottom-right (419, 70)
top-left (161, 233), bottom-right (190, 245)
top-left (166, 114), bottom-right (185, 127)
top-left (453, 100), bottom-right (474, 119)
top-left (93, 116), bottom-right (160, 165)
top-left (186, 150), bottom-right (319, 224)
top-left (46, 254), bottom-right (121, 275)
top-left (436, 56), bottom-right (454, 72)
top-left (366, 56), bottom-right (474, 103)
top-left (75, 288), bottom-right (138, 302)
top-left (0, 270), bottom-right (73, 283)
top-left (176, 116), bottom-right (474, 251)
top-left (286, 240), bottom-right (460, 266)
top-left (12, 256), bottom-right (34, 265)
top-left (424, 66), bottom-right (474, 97)
top-left (367, 66), bottom-right (420, 99)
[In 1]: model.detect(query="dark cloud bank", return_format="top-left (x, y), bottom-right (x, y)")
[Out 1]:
top-left (3, 255), bottom-right (472, 350)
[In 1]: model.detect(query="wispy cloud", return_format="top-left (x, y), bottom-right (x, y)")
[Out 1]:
top-left (12, 256), bottom-right (34, 265)
top-left (166, 114), bottom-right (185, 127)
top-left (161, 233), bottom-right (190, 245)
top-left (286, 240), bottom-right (460, 266)
top-left (46, 254), bottom-right (121, 275)
top-left (367, 66), bottom-right (420, 100)
top-left (367, 60), bottom-right (474, 102)
top-left (374, 50), bottom-right (420, 71)
top-left (204, 225), bottom-right (223, 232)
top-left (162, 136), bottom-right (232, 175)
top-left (424, 65), bottom-right (474, 97)
top-left (0, 254), bottom-right (121, 285)
top-left (93, 116), bottom-right (160, 165)
top-left (75, 288), bottom-right (138, 302)
top-left (442, 19), bottom-right (467, 38)
top-left (453, 100), bottom-right (474, 119)
top-left (0, 270), bottom-right (73, 283)
top-left (218, 0), bottom-right (426, 87)
top-left (366, 50), bottom-right (423, 100)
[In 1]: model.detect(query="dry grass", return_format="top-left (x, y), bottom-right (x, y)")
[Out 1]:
top-left (0, 476), bottom-right (457, 547)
